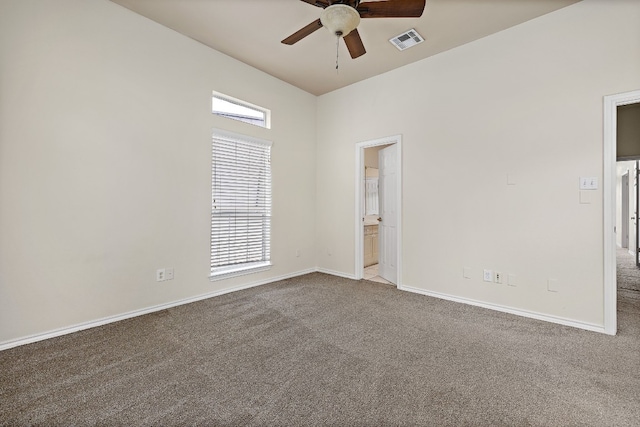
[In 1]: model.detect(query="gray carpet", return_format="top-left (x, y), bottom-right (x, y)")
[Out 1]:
top-left (1, 272), bottom-right (640, 426)
top-left (617, 247), bottom-right (640, 300)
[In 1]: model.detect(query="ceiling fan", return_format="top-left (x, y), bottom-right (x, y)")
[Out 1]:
top-left (281, 0), bottom-right (426, 59)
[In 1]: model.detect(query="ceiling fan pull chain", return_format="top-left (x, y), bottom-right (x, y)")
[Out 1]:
top-left (335, 35), bottom-right (340, 73)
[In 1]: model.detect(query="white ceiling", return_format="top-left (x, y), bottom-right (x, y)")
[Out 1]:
top-left (109, 0), bottom-right (581, 96)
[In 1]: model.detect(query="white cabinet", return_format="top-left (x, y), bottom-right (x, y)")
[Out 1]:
top-left (364, 224), bottom-right (379, 267)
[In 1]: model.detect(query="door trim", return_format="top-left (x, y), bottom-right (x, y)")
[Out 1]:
top-left (355, 135), bottom-right (402, 285)
top-left (604, 89), bottom-right (640, 335)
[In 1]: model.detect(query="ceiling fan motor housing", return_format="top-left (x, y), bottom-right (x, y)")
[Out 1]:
top-left (320, 4), bottom-right (361, 37)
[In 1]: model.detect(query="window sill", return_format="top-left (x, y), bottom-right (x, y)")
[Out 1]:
top-left (209, 262), bottom-right (272, 281)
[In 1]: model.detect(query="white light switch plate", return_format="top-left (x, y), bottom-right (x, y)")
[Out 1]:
top-left (579, 177), bottom-right (598, 190)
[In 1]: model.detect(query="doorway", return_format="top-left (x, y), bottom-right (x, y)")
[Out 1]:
top-left (616, 161), bottom-right (640, 299)
top-left (355, 135), bottom-right (402, 286)
top-left (603, 90), bottom-right (640, 335)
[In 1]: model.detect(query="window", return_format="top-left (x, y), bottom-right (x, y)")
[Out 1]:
top-left (212, 92), bottom-right (270, 128)
top-left (210, 129), bottom-right (272, 280)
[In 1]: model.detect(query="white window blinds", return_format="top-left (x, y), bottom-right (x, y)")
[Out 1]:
top-left (211, 131), bottom-right (272, 277)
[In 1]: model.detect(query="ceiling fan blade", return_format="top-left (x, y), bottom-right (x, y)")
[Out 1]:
top-left (299, 0), bottom-right (330, 8)
top-left (281, 19), bottom-right (323, 45)
top-left (358, 0), bottom-right (426, 18)
top-left (343, 29), bottom-right (366, 59)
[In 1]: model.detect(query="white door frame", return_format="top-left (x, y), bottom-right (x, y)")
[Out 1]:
top-left (603, 89), bottom-right (640, 335)
top-left (355, 135), bottom-right (402, 285)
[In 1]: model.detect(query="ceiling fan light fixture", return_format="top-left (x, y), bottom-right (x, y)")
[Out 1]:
top-left (320, 4), bottom-right (361, 37)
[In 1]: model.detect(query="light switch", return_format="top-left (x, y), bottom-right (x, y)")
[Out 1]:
top-left (579, 177), bottom-right (598, 190)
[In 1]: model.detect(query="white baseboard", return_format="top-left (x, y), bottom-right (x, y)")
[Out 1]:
top-left (2, 268), bottom-right (606, 351)
top-left (315, 267), bottom-right (357, 280)
top-left (0, 268), bottom-right (316, 351)
top-left (398, 284), bottom-right (606, 334)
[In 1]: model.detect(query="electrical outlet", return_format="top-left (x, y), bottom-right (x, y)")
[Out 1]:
top-left (494, 271), bottom-right (503, 284)
top-left (156, 268), bottom-right (166, 282)
top-left (483, 269), bottom-right (493, 282)
top-left (165, 268), bottom-right (174, 280)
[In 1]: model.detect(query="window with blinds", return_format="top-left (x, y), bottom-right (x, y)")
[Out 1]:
top-left (210, 130), bottom-right (272, 279)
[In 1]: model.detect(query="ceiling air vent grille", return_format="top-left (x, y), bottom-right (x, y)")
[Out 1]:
top-left (389, 29), bottom-right (424, 51)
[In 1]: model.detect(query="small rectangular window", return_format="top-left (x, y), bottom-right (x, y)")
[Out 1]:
top-left (210, 129), bottom-right (272, 280)
top-left (212, 92), bottom-right (270, 129)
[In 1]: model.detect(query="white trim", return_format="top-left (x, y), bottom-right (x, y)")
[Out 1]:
top-left (0, 268), bottom-right (315, 352)
top-left (399, 284), bottom-right (605, 334)
top-left (212, 127), bottom-right (272, 147)
top-left (315, 267), bottom-right (357, 281)
top-left (603, 89), bottom-right (640, 336)
top-left (354, 135), bottom-right (403, 286)
top-left (209, 261), bottom-right (271, 281)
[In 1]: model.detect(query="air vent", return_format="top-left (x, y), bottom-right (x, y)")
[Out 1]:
top-left (389, 28), bottom-right (424, 51)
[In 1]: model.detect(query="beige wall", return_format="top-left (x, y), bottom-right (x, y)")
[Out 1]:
top-left (0, 0), bottom-right (317, 344)
top-left (2, 0), bottom-right (640, 346)
top-left (617, 103), bottom-right (640, 159)
top-left (364, 145), bottom-right (388, 169)
top-left (316, 0), bottom-right (640, 327)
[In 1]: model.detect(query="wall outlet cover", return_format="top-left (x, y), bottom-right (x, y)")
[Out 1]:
top-left (483, 269), bottom-right (493, 282)
top-left (579, 190), bottom-right (592, 204)
top-left (494, 271), bottom-right (503, 284)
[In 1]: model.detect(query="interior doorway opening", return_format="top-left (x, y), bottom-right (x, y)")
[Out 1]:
top-left (615, 159), bottom-right (640, 302)
top-left (355, 135), bottom-right (402, 286)
top-left (604, 90), bottom-right (640, 335)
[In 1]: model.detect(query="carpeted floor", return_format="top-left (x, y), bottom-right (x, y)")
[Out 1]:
top-left (1, 272), bottom-right (640, 426)
top-left (617, 247), bottom-right (640, 300)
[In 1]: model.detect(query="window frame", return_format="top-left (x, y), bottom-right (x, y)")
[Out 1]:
top-left (210, 128), bottom-right (272, 281)
top-left (212, 91), bottom-right (271, 129)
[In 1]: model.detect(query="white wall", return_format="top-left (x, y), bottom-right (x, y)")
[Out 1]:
top-left (0, 0), bottom-right (317, 345)
top-left (316, 0), bottom-right (640, 327)
top-left (2, 0), bottom-right (640, 346)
